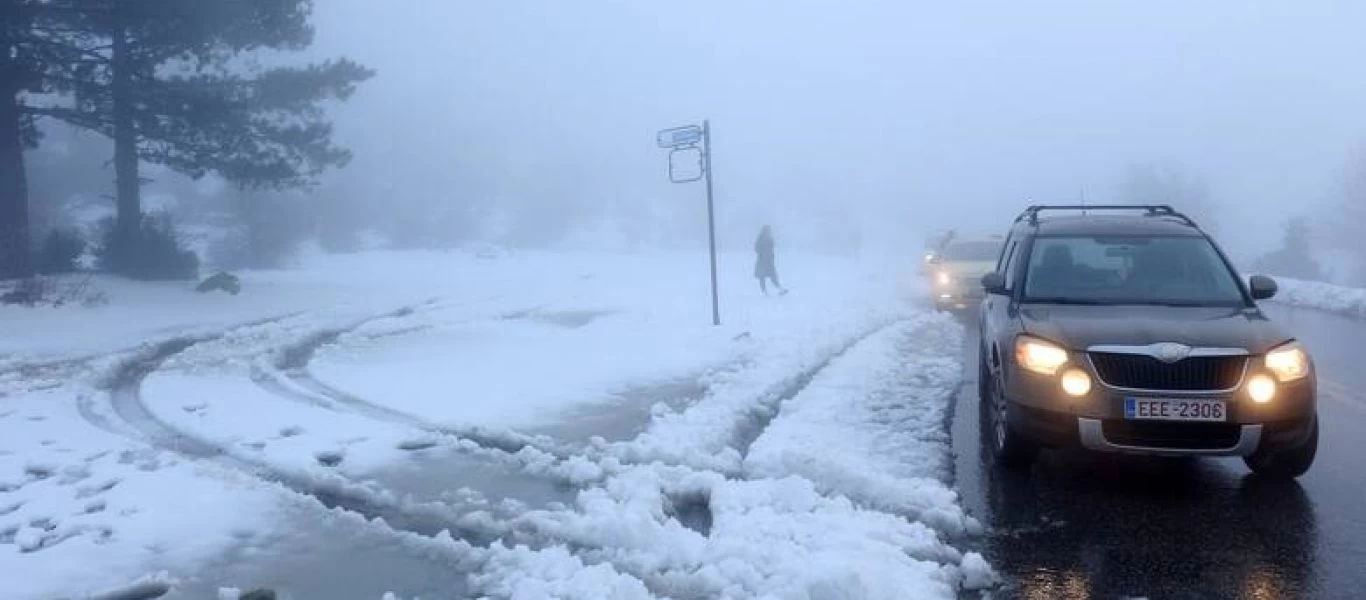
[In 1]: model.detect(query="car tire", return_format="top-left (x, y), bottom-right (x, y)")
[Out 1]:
top-left (1244, 414), bottom-right (1318, 479)
top-left (977, 348), bottom-right (990, 405)
top-left (984, 368), bottom-right (1038, 470)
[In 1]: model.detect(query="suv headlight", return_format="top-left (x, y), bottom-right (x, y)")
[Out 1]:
top-left (936, 270), bottom-right (951, 286)
top-left (1264, 341), bottom-right (1310, 382)
top-left (1015, 335), bottom-right (1069, 376)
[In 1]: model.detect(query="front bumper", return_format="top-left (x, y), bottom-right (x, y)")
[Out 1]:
top-left (1002, 355), bottom-right (1316, 457)
top-left (1009, 405), bottom-right (1316, 457)
top-left (1077, 418), bottom-right (1262, 456)
top-left (1005, 367), bottom-right (1316, 424)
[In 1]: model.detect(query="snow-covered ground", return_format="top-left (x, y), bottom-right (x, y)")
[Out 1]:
top-left (1270, 276), bottom-right (1366, 319)
top-left (1, 248), bottom-right (985, 599)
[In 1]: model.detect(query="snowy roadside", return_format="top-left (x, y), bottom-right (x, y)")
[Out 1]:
top-left (1269, 276), bottom-right (1366, 319)
top-left (466, 313), bottom-right (992, 599)
top-left (745, 312), bottom-right (979, 537)
top-left (2, 248), bottom-right (991, 599)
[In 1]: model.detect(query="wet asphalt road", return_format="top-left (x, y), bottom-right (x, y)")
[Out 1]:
top-left (952, 303), bottom-right (1366, 600)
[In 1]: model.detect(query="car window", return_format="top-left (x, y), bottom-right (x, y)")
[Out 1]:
top-left (994, 234), bottom-right (1014, 271)
top-left (1000, 240), bottom-right (1021, 291)
top-left (1022, 235), bottom-right (1246, 306)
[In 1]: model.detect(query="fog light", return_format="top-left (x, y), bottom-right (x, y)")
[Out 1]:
top-left (1061, 368), bottom-right (1092, 397)
top-left (1247, 373), bottom-right (1276, 404)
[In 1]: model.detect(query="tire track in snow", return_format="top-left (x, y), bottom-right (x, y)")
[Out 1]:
top-left (577, 319), bottom-right (907, 552)
top-left (283, 369), bottom-right (561, 455)
top-left (264, 305), bottom-right (580, 458)
top-left (96, 312), bottom-right (522, 551)
top-left (655, 319), bottom-right (907, 540)
top-left (730, 318), bottom-right (905, 459)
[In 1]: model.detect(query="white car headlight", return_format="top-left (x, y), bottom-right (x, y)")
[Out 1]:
top-left (1264, 341), bottom-right (1310, 382)
top-left (1015, 336), bottom-right (1069, 376)
top-left (936, 271), bottom-right (951, 286)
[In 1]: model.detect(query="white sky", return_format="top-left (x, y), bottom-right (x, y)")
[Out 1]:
top-left (309, 0), bottom-right (1366, 258)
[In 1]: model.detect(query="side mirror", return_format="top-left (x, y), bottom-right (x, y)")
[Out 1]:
top-left (1249, 275), bottom-right (1278, 300)
top-left (981, 272), bottom-right (1007, 295)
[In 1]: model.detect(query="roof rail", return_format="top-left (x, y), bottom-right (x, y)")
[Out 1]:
top-left (1013, 204), bottom-right (1200, 228)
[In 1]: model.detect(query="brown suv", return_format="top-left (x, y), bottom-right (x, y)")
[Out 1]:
top-left (977, 205), bottom-right (1317, 478)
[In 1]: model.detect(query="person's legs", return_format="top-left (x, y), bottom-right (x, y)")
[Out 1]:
top-left (770, 272), bottom-right (785, 292)
top-left (758, 277), bottom-right (768, 294)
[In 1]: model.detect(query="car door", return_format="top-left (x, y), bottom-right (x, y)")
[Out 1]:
top-left (981, 233), bottom-right (1026, 379)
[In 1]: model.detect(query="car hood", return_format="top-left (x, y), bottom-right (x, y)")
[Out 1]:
top-left (1019, 304), bottom-right (1292, 354)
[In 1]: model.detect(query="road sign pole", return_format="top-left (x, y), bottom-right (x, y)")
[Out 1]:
top-left (702, 120), bottom-right (720, 326)
top-left (656, 120), bottom-right (720, 326)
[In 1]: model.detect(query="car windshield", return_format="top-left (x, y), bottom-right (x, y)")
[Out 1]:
top-left (1022, 235), bottom-right (1247, 306)
top-left (942, 241), bottom-right (1002, 262)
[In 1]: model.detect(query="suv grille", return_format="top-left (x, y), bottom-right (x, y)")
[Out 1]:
top-left (1101, 420), bottom-right (1241, 450)
top-left (1088, 353), bottom-right (1246, 391)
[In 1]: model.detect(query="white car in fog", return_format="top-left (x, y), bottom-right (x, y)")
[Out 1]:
top-left (927, 236), bottom-right (1004, 310)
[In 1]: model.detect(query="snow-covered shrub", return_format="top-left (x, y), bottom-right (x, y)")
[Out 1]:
top-left (95, 213), bottom-right (200, 280)
top-left (36, 228), bottom-right (86, 274)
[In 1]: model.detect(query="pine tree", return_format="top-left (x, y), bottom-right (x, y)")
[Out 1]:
top-left (20, 0), bottom-right (371, 276)
top-left (1255, 217), bottom-right (1326, 281)
top-left (1338, 146), bottom-right (1366, 284)
top-left (0, 14), bottom-right (33, 278)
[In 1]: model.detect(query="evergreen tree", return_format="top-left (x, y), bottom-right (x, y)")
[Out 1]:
top-left (0, 0), bottom-right (95, 278)
top-left (1337, 146), bottom-right (1366, 284)
top-left (21, 0), bottom-right (371, 276)
top-left (1255, 217), bottom-right (1326, 281)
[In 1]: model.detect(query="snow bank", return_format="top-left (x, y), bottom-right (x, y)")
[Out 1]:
top-left (471, 311), bottom-right (986, 599)
top-left (497, 463), bottom-right (966, 600)
top-left (1271, 276), bottom-right (1366, 319)
top-left (744, 312), bottom-right (976, 536)
top-left (471, 544), bottom-right (655, 600)
top-left (604, 308), bottom-right (900, 473)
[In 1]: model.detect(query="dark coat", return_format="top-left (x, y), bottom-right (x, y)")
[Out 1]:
top-left (754, 232), bottom-right (776, 278)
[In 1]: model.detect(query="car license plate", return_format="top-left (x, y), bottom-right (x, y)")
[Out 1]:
top-left (1124, 397), bottom-right (1226, 422)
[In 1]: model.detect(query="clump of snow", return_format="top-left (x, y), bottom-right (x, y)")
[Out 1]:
top-left (508, 463), bottom-right (965, 599)
top-left (959, 551), bottom-right (999, 590)
top-left (87, 572), bottom-right (176, 600)
top-left (1271, 276), bottom-right (1366, 319)
top-left (470, 544), bottom-right (655, 600)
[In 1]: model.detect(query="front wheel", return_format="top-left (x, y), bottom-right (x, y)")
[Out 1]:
top-left (1244, 415), bottom-right (1318, 479)
top-left (983, 370), bottom-right (1038, 470)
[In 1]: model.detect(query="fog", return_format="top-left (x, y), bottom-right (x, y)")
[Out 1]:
top-left (53, 2), bottom-right (1366, 263)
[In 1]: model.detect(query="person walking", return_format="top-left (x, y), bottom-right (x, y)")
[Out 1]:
top-left (754, 225), bottom-right (787, 295)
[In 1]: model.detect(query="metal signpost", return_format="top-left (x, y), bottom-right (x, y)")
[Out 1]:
top-left (657, 121), bottom-right (720, 326)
